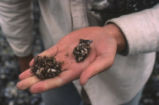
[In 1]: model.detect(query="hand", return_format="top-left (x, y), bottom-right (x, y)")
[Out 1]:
top-left (17, 54), bottom-right (33, 72)
top-left (17, 24), bottom-right (126, 93)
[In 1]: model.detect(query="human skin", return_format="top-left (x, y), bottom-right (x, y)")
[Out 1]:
top-left (16, 24), bottom-right (126, 93)
top-left (17, 54), bottom-right (33, 72)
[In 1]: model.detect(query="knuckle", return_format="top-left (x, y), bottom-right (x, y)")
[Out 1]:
top-left (41, 84), bottom-right (47, 91)
top-left (55, 77), bottom-right (63, 88)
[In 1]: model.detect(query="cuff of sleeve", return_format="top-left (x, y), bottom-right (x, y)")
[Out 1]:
top-left (12, 46), bottom-right (33, 57)
top-left (8, 40), bottom-right (33, 57)
top-left (106, 10), bottom-right (159, 55)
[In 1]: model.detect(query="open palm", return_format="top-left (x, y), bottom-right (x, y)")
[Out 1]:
top-left (17, 25), bottom-right (122, 93)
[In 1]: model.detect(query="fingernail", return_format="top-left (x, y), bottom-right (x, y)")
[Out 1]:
top-left (19, 74), bottom-right (23, 80)
top-left (16, 82), bottom-right (25, 90)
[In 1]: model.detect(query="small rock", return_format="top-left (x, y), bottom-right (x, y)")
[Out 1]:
top-left (73, 39), bottom-right (93, 62)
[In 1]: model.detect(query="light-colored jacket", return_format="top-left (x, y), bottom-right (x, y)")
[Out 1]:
top-left (0, 0), bottom-right (159, 105)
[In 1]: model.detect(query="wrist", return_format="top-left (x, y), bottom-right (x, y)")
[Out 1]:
top-left (103, 24), bottom-right (126, 53)
top-left (16, 54), bottom-right (33, 72)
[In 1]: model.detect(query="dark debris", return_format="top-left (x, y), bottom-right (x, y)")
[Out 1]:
top-left (73, 39), bottom-right (93, 62)
top-left (31, 56), bottom-right (62, 79)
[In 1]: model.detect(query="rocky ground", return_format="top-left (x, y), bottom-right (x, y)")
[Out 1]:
top-left (0, 29), bottom-right (43, 105)
top-left (140, 53), bottom-right (159, 105)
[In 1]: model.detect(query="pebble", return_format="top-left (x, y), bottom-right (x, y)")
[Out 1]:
top-left (73, 39), bottom-right (93, 62)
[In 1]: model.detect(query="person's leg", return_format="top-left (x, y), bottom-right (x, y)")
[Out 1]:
top-left (121, 89), bottom-right (143, 105)
top-left (42, 82), bottom-right (81, 105)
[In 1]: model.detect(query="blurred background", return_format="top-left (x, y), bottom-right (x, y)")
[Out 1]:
top-left (0, 0), bottom-right (159, 105)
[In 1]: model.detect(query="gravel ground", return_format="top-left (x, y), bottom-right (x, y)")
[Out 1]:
top-left (140, 53), bottom-right (159, 105)
top-left (0, 29), bottom-right (44, 105)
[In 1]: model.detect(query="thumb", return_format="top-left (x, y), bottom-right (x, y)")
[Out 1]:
top-left (80, 55), bottom-right (114, 85)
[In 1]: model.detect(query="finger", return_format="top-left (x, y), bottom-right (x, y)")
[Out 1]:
top-left (80, 55), bottom-right (114, 85)
top-left (29, 59), bottom-right (34, 67)
top-left (17, 76), bottom-right (40, 90)
top-left (30, 70), bottom-right (80, 93)
top-left (19, 69), bottom-right (33, 80)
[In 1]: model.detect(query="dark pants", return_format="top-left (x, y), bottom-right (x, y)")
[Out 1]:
top-left (42, 83), bottom-right (142, 105)
top-left (42, 82), bottom-right (81, 105)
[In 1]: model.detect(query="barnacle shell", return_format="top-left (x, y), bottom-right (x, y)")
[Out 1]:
top-left (73, 39), bottom-right (93, 62)
top-left (31, 56), bottom-right (62, 79)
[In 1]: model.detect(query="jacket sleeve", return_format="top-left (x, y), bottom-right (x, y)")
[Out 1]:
top-left (107, 4), bottom-right (159, 55)
top-left (0, 0), bottom-right (33, 57)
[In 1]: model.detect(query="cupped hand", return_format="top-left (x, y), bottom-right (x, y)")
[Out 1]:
top-left (16, 24), bottom-right (125, 93)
